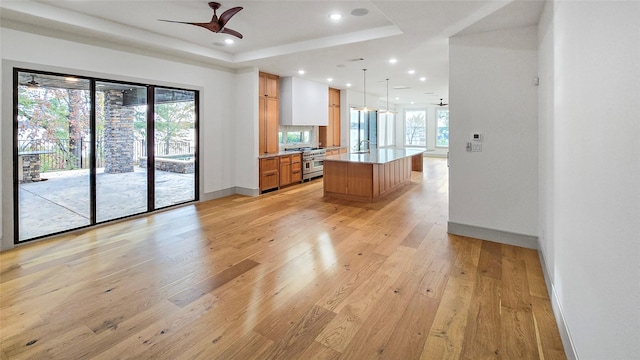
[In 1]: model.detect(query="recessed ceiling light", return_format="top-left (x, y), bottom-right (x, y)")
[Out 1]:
top-left (408, 70), bottom-right (415, 75)
top-left (329, 13), bottom-right (343, 21)
top-left (298, 70), bottom-right (305, 75)
top-left (346, 83), bottom-right (352, 87)
top-left (351, 8), bottom-right (369, 16)
top-left (395, 97), bottom-right (400, 100)
top-left (389, 58), bottom-right (398, 64)
top-left (224, 38), bottom-right (234, 45)
top-left (419, 77), bottom-right (427, 81)
top-left (410, 101), bottom-right (415, 104)
top-left (327, 78), bottom-right (333, 82)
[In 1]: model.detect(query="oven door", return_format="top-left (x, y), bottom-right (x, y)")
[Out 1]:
top-left (303, 158), bottom-right (324, 180)
top-left (311, 159), bottom-right (324, 171)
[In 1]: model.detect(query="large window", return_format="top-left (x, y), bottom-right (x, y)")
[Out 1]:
top-left (350, 108), bottom-right (377, 151)
top-left (378, 112), bottom-right (395, 148)
top-left (14, 69), bottom-right (198, 243)
top-left (404, 110), bottom-right (426, 146)
top-left (436, 109), bottom-right (449, 147)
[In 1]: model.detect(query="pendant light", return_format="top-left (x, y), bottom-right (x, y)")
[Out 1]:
top-left (379, 78), bottom-right (396, 114)
top-left (355, 68), bottom-right (376, 111)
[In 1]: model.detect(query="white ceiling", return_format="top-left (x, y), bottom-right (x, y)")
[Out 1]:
top-left (0, 0), bottom-right (545, 106)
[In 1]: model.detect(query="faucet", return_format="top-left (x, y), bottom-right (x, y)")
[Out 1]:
top-left (359, 140), bottom-right (371, 152)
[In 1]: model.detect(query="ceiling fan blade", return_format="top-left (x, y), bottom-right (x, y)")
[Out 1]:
top-left (218, 7), bottom-right (243, 26)
top-left (220, 27), bottom-right (243, 39)
top-left (159, 19), bottom-right (196, 25)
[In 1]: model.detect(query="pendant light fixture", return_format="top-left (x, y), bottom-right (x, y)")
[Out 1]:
top-left (379, 78), bottom-right (396, 114)
top-left (355, 68), bottom-right (376, 111)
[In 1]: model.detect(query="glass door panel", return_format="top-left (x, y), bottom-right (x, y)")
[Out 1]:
top-left (16, 72), bottom-right (91, 241)
top-left (95, 82), bottom-right (148, 222)
top-left (154, 88), bottom-right (196, 209)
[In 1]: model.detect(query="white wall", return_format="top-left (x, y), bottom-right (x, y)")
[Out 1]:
top-left (0, 28), bottom-right (254, 250)
top-left (538, 1), bottom-right (640, 358)
top-left (234, 68), bottom-right (259, 194)
top-left (448, 26), bottom-right (539, 238)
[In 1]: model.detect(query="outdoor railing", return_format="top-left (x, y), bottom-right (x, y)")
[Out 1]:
top-left (18, 139), bottom-right (193, 172)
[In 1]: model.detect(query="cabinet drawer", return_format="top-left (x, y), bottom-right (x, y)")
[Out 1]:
top-left (292, 170), bottom-right (302, 183)
top-left (280, 155), bottom-right (291, 165)
top-left (260, 173), bottom-right (279, 191)
top-left (260, 157), bottom-right (279, 173)
top-left (291, 154), bottom-right (301, 163)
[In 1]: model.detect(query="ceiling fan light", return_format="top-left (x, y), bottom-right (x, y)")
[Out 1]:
top-left (224, 38), bottom-right (234, 44)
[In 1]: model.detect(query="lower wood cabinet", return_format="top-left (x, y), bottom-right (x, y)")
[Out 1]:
top-left (291, 154), bottom-right (302, 183)
top-left (260, 153), bottom-right (303, 193)
top-left (279, 155), bottom-right (291, 186)
top-left (259, 157), bottom-right (279, 192)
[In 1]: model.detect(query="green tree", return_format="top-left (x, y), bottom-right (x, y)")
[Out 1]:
top-left (154, 101), bottom-right (194, 155)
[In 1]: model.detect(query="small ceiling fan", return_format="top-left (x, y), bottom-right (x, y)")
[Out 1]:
top-left (433, 98), bottom-right (448, 106)
top-left (159, 2), bottom-right (244, 39)
top-left (22, 75), bottom-right (40, 88)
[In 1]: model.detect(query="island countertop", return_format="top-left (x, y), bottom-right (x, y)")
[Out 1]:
top-left (323, 148), bottom-right (426, 164)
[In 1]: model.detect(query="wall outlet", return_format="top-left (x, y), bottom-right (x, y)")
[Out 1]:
top-left (471, 143), bottom-right (482, 152)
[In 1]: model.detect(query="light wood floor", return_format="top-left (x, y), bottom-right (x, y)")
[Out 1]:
top-left (0, 158), bottom-right (566, 359)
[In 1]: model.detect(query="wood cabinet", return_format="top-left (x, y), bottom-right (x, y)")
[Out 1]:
top-left (260, 153), bottom-right (302, 193)
top-left (319, 88), bottom-right (341, 148)
top-left (291, 153), bottom-right (302, 183)
top-left (279, 153), bottom-right (302, 187)
top-left (259, 72), bottom-right (279, 154)
top-left (279, 155), bottom-right (291, 186)
top-left (323, 156), bottom-right (412, 202)
top-left (259, 157), bottom-right (279, 192)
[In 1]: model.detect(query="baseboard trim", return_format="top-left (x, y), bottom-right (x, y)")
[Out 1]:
top-left (538, 251), bottom-right (578, 360)
top-left (200, 186), bottom-right (258, 202)
top-left (447, 222), bottom-right (538, 249)
top-left (235, 186), bottom-right (259, 197)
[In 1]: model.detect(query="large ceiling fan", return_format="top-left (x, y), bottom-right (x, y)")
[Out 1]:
top-left (159, 2), bottom-right (244, 39)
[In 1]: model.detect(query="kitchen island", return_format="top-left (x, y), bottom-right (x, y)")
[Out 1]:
top-left (323, 148), bottom-right (425, 202)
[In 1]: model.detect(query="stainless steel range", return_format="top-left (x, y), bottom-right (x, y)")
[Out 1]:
top-left (286, 147), bottom-right (326, 180)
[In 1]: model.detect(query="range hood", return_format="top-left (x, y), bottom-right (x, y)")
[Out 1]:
top-left (279, 77), bottom-right (328, 126)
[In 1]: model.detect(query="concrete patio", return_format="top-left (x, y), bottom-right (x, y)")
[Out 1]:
top-left (18, 167), bottom-right (195, 241)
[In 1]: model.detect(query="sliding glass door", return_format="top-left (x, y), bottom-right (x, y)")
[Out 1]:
top-left (95, 81), bottom-right (149, 222)
top-left (154, 88), bottom-right (196, 209)
top-left (14, 70), bottom-right (198, 243)
top-left (16, 73), bottom-right (92, 240)
top-left (349, 108), bottom-right (377, 151)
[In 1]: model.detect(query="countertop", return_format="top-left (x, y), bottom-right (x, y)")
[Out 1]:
top-left (324, 148), bottom-right (426, 164)
top-left (258, 146), bottom-right (344, 159)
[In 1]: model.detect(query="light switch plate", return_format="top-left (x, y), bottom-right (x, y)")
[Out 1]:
top-left (471, 143), bottom-right (482, 152)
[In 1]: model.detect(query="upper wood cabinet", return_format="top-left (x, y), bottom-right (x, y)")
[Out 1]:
top-left (319, 87), bottom-right (341, 148)
top-left (259, 72), bottom-right (279, 154)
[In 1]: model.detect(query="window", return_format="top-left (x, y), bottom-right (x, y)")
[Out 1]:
top-left (404, 110), bottom-right (426, 146)
top-left (436, 109), bottom-right (449, 147)
top-left (350, 108), bottom-right (377, 151)
top-left (378, 112), bottom-right (395, 148)
top-left (279, 126), bottom-right (312, 148)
